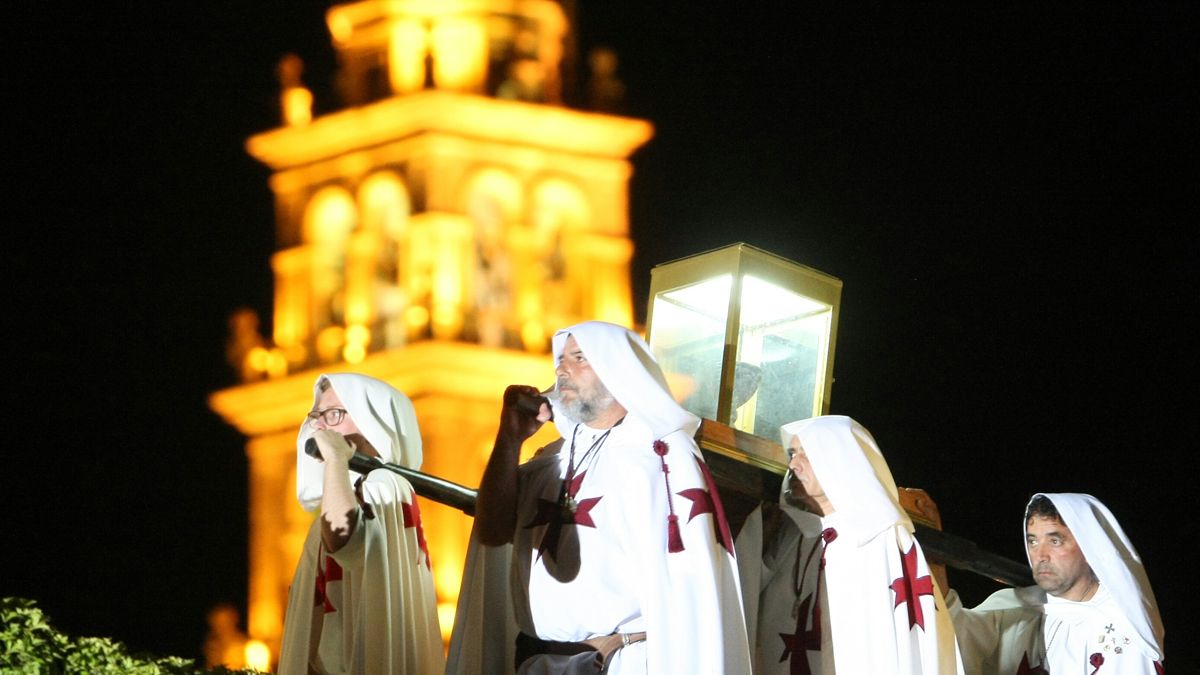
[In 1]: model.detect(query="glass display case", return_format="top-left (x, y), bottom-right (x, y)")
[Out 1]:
top-left (646, 243), bottom-right (842, 443)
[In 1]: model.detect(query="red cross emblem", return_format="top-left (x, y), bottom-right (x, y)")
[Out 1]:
top-left (525, 470), bottom-right (602, 562)
top-left (314, 555), bottom-right (343, 614)
top-left (693, 457), bottom-right (735, 553)
top-left (779, 593), bottom-right (821, 675)
top-left (401, 499), bottom-right (431, 569)
top-left (889, 543), bottom-right (934, 630)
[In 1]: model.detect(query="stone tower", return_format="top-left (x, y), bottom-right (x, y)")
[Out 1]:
top-left (210, 0), bottom-right (652, 663)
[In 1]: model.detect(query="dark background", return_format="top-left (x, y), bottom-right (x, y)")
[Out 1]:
top-left (6, 2), bottom-right (1195, 670)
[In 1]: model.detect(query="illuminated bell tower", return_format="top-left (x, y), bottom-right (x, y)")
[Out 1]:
top-left (209, 0), bottom-right (652, 664)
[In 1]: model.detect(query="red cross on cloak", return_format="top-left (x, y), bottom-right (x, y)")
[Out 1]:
top-left (778, 593), bottom-right (822, 675)
top-left (314, 554), bottom-right (343, 614)
top-left (688, 456), bottom-right (735, 553)
top-left (778, 528), bottom-right (836, 674)
top-left (677, 487), bottom-right (714, 523)
top-left (889, 543), bottom-right (934, 630)
top-left (1015, 651), bottom-right (1046, 675)
top-left (525, 470), bottom-right (603, 562)
top-left (401, 499), bottom-right (432, 569)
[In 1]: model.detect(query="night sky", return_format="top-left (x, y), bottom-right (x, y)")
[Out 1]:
top-left (7, 2), bottom-right (1196, 670)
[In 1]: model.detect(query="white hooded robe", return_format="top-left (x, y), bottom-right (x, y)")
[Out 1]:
top-left (735, 415), bottom-right (964, 674)
top-left (278, 373), bottom-right (444, 675)
top-left (447, 321), bottom-right (751, 674)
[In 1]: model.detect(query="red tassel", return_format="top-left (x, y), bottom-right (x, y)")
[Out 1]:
top-left (667, 514), bottom-right (684, 553)
top-left (655, 439), bottom-right (685, 552)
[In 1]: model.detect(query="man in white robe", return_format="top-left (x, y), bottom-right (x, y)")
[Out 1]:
top-left (735, 415), bottom-right (964, 674)
top-left (449, 321), bottom-right (751, 674)
top-left (947, 493), bottom-right (1165, 674)
top-left (278, 373), bottom-right (444, 675)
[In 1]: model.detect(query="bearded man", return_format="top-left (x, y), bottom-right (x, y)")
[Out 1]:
top-left (448, 321), bottom-right (751, 674)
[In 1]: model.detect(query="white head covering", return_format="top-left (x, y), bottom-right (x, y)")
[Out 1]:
top-left (780, 415), bottom-right (911, 545)
top-left (1026, 492), bottom-right (1164, 661)
top-left (549, 321), bottom-right (700, 440)
top-left (295, 373), bottom-right (423, 511)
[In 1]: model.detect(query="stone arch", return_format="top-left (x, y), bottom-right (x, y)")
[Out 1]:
top-left (302, 184), bottom-right (357, 245)
top-left (301, 185), bottom-right (357, 357)
top-left (358, 171), bottom-right (411, 237)
top-left (529, 174), bottom-right (590, 235)
top-left (530, 176), bottom-right (588, 305)
top-left (355, 172), bottom-right (412, 350)
top-left (460, 166), bottom-right (523, 229)
top-left (459, 166), bottom-right (524, 347)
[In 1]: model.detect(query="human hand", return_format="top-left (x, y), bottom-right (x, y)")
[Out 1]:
top-left (310, 428), bottom-right (357, 466)
top-left (499, 384), bottom-right (551, 444)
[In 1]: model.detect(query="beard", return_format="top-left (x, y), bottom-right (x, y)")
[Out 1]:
top-left (783, 474), bottom-right (807, 509)
top-left (559, 380), bottom-right (617, 424)
top-left (782, 471), bottom-right (828, 514)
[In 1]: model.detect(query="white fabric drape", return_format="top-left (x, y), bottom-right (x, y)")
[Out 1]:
top-left (448, 321), bottom-right (751, 674)
top-left (945, 585), bottom-right (1046, 675)
top-left (279, 373), bottom-right (443, 675)
top-left (737, 415), bottom-right (964, 674)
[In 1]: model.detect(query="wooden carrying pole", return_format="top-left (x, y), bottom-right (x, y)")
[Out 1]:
top-left (332, 421), bottom-right (1033, 588)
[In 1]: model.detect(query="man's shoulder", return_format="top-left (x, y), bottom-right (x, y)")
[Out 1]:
top-left (357, 470), bottom-right (415, 506)
top-left (532, 438), bottom-right (566, 458)
top-left (975, 585), bottom-right (1047, 612)
top-left (518, 438), bottom-right (565, 475)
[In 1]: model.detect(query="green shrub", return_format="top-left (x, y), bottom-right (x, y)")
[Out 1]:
top-left (1, 598), bottom-right (262, 674)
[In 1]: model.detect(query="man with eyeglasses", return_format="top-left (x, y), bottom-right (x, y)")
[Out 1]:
top-left (277, 373), bottom-right (444, 675)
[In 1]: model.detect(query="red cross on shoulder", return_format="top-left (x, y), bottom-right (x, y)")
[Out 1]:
top-left (401, 499), bottom-right (432, 569)
top-left (889, 543), bottom-right (934, 630)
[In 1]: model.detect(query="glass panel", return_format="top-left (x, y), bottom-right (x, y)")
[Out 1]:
top-left (648, 275), bottom-right (731, 422)
top-left (732, 275), bottom-right (832, 437)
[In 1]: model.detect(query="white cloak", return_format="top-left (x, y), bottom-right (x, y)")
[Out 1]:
top-left (945, 586), bottom-right (1046, 675)
top-left (278, 373), bottom-right (444, 675)
top-left (1043, 584), bottom-right (1162, 675)
top-left (736, 415), bottom-right (964, 674)
top-left (447, 321), bottom-right (751, 674)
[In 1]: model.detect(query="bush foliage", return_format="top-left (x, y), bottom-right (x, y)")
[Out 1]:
top-left (0, 598), bottom-right (262, 674)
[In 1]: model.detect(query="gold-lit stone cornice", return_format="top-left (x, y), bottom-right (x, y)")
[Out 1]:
top-left (210, 340), bottom-right (552, 437)
top-left (247, 90), bottom-right (653, 171)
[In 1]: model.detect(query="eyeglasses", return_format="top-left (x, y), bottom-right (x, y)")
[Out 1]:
top-left (306, 407), bottom-right (347, 426)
